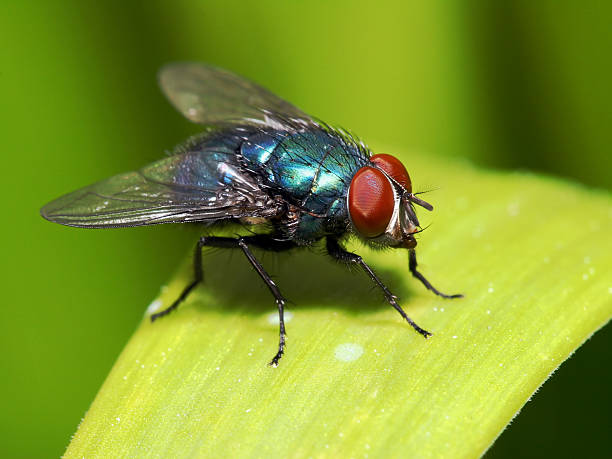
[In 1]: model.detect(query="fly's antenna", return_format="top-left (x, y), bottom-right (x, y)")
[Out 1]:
top-left (406, 193), bottom-right (434, 211)
top-left (413, 187), bottom-right (440, 196)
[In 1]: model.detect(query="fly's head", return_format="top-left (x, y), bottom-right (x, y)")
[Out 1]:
top-left (347, 154), bottom-right (433, 250)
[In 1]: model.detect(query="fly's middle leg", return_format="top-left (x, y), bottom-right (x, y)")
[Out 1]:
top-left (151, 234), bottom-right (295, 367)
top-left (236, 238), bottom-right (289, 367)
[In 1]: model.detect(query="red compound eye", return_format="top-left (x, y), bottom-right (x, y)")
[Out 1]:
top-left (370, 154), bottom-right (412, 193)
top-left (348, 167), bottom-right (395, 238)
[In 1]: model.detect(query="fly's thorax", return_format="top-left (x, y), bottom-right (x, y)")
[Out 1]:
top-left (347, 154), bottom-right (431, 249)
top-left (241, 129), bottom-right (366, 197)
top-left (240, 128), bottom-right (369, 241)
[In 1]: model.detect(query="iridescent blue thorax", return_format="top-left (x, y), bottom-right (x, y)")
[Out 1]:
top-left (239, 127), bottom-right (370, 241)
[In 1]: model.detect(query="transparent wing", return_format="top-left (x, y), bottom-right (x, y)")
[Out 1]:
top-left (40, 151), bottom-right (281, 228)
top-left (159, 62), bottom-right (311, 126)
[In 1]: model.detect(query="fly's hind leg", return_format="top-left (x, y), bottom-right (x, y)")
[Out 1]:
top-left (151, 236), bottom-right (215, 322)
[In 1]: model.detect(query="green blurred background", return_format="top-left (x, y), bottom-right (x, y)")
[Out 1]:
top-left (1, 1), bottom-right (609, 457)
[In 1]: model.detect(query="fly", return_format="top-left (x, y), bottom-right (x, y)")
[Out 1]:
top-left (41, 63), bottom-right (462, 366)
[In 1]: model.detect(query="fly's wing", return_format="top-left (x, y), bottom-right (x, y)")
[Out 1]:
top-left (159, 62), bottom-right (311, 126)
top-left (40, 151), bottom-right (281, 228)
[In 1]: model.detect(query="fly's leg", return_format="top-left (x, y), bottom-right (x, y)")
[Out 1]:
top-left (151, 235), bottom-right (295, 367)
top-left (326, 237), bottom-right (432, 338)
top-left (408, 249), bottom-right (463, 299)
top-left (236, 237), bottom-right (292, 367)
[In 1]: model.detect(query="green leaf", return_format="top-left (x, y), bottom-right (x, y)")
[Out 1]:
top-left (65, 152), bottom-right (611, 458)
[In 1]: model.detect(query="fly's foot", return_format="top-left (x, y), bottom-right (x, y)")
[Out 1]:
top-left (385, 296), bottom-right (431, 338)
top-left (150, 302), bottom-right (179, 322)
top-left (268, 350), bottom-right (284, 368)
top-left (442, 292), bottom-right (464, 299)
top-left (413, 325), bottom-right (433, 339)
top-left (269, 331), bottom-right (286, 367)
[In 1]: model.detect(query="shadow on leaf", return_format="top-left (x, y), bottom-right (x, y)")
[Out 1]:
top-left (178, 243), bottom-right (417, 317)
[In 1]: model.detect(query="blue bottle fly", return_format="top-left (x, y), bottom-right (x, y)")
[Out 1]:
top-left (41, 63), bottom-right (462, 366)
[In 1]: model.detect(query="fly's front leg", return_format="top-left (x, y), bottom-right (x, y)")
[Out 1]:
top-left (408, 249), bottom-right (463, 299)
top-left (326, 237), bottom-right (432, 338)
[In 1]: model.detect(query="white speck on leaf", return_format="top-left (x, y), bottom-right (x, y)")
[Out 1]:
top-left (268, 310), bottom-right (293, 325)
top-left (507, 201), bottom-right (520, 216)
top-left (146, 299), bottom-right (163, 315)
top-left (334, 343), bottom-right (364, 362)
